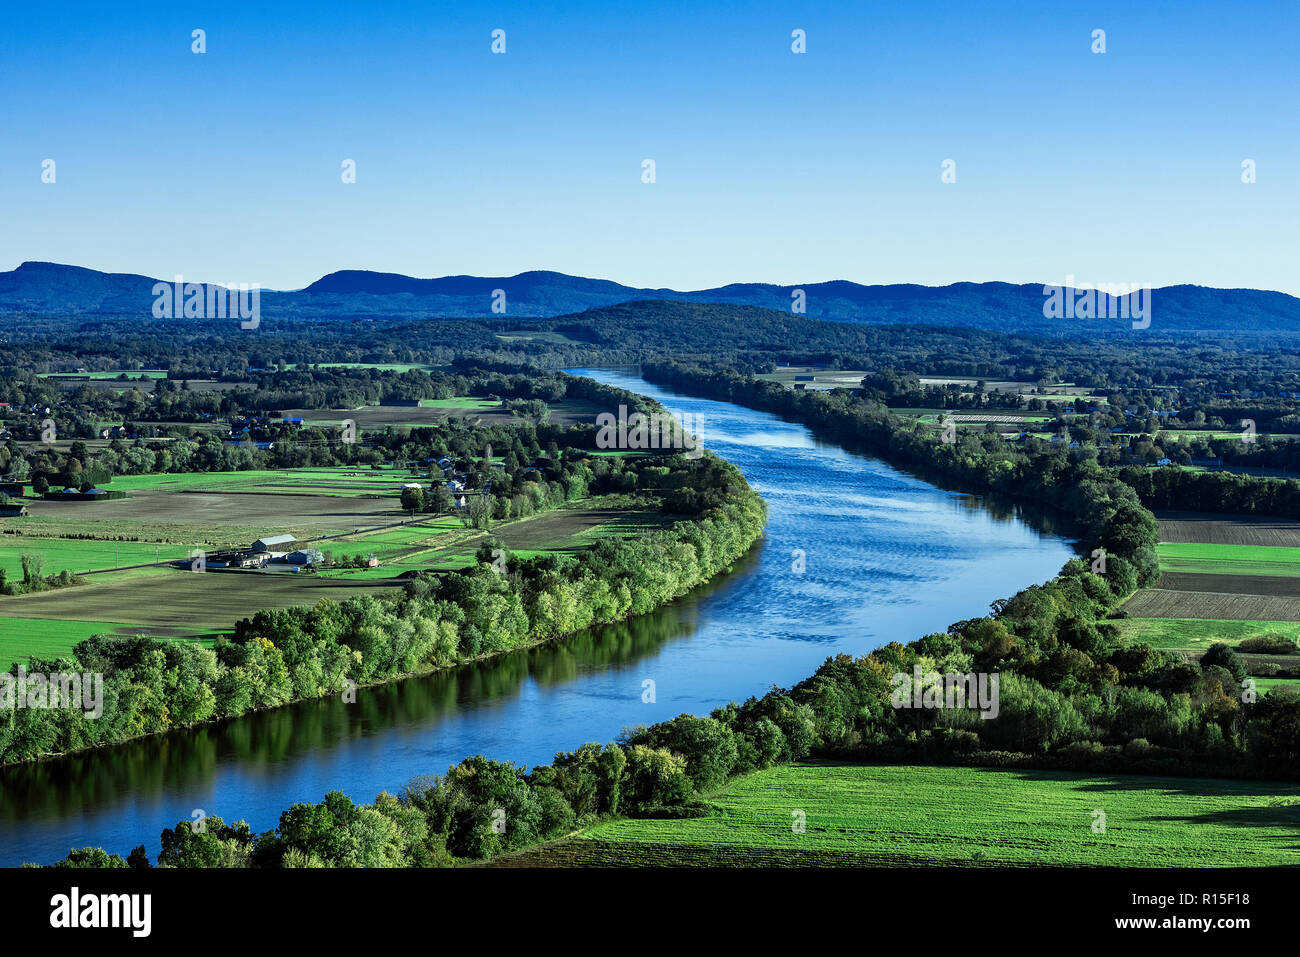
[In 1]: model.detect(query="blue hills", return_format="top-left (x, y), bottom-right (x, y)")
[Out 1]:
top-left (2, 261), bottom-right (1298, 335)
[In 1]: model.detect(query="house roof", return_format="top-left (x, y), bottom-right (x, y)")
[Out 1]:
top-left (252, 534), bottom-right (296, 548)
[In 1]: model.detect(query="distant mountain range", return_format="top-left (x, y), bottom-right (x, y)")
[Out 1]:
top-left (2, 261), bottom-right (1298, 335)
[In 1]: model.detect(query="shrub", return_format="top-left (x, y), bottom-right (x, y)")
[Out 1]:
top-left (1238, 634), bottom-right (1298, 655)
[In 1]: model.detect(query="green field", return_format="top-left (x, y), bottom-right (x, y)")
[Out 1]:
top-left (1157, 542), bottom-right (1300, 577)
top-left (505, 762), bottom-right (1300, 867)
top-left (106, 467), bottom-right (404, 496)
top-left (0, 538), bottom-right (189, 577)
top-left (314, 362), bottom-right (439, 373)
top-left (1254, 676), bottom-right (1300, 692)
top-left (38, 370), bottom-right (168, 380)
top-left (417, 397), bottom-right (500, 410)
top-left (1115, 617), bottom-right (1300, 652)
top-left (0, 616), bottom-right (212, 670)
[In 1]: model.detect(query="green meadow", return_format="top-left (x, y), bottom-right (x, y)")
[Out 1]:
top-left (0, 617), bottom-right (208, 670)
top-left (1156, 542), bottom-right (1300, 577)
top-left (417, 397), bottom-right (500, 410)
top-left (1254, 676), bottom-right (1300, 693)
top-left (512, 762), bottom-right (1300, 867)
top-left (1114, 617), bottom-right (1300, 652)
top-left (0, 538), bottom-right (188, 577)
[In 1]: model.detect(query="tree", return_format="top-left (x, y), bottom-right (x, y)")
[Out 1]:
top-left (429, 484), bottom-right (453, 517)
top-left (400, 485), bottom-right (425, 512)
top-left (1201, 643), bottom-right (1247, 683)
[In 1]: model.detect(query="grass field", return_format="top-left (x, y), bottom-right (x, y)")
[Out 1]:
top-left (0, 538), bottom-right (189, 577)
top-left (314, 362), bottom-right (439, 373)
top-left (106, 467), bottom-right (405, 496)
top-left (1157, 542), bottom-right (1300, 577)
top-left (0, 616), bottom-right (217, 670)
top-left (1254, 677), bottom-right (1300, 692)
top-left (498, 762), bottom-right (1300, 867)
top-left (1114, 617), bottom-right (1300, 652)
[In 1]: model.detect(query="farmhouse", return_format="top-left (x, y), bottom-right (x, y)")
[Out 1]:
top-left (251, 534), bottom-right (296, 552)
top-left (0, 504), bottom-right (29, 517)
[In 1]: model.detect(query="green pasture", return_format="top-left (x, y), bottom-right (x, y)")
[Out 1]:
top-left (1156, 542), bottom-right (1300, 577)
top-left (519, 762), bottom-right (1300, 867)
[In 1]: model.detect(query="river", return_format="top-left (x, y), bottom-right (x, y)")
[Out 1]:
top-left (0, 370), bottom-right (1075, 865)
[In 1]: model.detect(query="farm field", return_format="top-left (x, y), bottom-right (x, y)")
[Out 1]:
top-left (0, 537), bottom-right (190, 578)
top-left (497, 762), bottom-right (1300, 867)
top-left (1156, 571), bottom-right (1300, 598)
top-left (0, 487), bottom-right (671, 664)
top-left (0, 617), bottom-right (152, 671)
top-left (1123, 513), bottom-right (1300, 649)
top-left (1114, 617), bottom-right (1300, 652)
top-left (284, 398), bottom-right (531, 429)
top-left (1154, 511), bottom-right (1300, 547)
top-left (1157, 542), bottom-right (1300, 577)
top-left (14, 487), bottom-right (403, 546)
top-left (1121, 588), bottom-right (1300, 622)
top-left (1, 569), bottom-right (406, 633)
top-left (351, 501), bottom-right (679, 570)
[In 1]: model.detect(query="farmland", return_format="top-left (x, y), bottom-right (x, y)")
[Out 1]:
top-left (3, 570), bottom-right (404, 632)
top-left (1154, 511), bottom-right (1300, 547)
top-left (1121, 511), bottom-right (1300, 672)
top-left (0, 616), bottom-right (160, 671)
top-left (1157, 542), bottom-right (1300, 577)
top-left (0, 454), bottom-right (677, 664)
top-left (497, 762), bottom-right (1300, 868)
top-left (1114, 617), bottom-right (1300, 652)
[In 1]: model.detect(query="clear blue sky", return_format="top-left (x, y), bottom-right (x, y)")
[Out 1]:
top-left (2, 1), bottom-right (1297, 293)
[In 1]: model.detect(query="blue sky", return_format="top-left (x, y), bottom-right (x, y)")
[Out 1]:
top-left (2, 1), bottom-right (1297, 293)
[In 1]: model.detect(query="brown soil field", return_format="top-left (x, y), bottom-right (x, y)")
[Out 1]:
top-left (546, 398), bottom-right (606, 427)
top-left (1155, 511), bottom-right (1300, 546)
top-left (23, 489), bottom-right (399, 532)
top-left (1122, 588), bottom-right (1300, 622)
top-left (1, 569), bottom-right (403, 631)
top-left (1157, 572), bottom-right (1300, 598)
